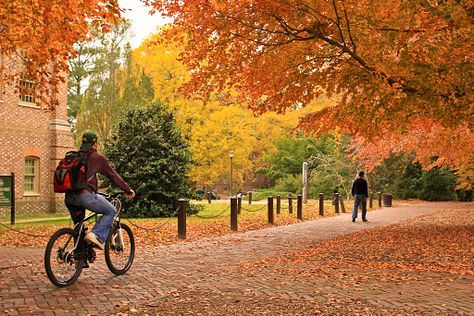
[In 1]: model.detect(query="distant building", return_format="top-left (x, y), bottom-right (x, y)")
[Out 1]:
top-left (0, 55), bottom-right (74, 215)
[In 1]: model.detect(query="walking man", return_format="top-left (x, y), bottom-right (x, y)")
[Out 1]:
top-left (351, 171), bottom-right (368, 222)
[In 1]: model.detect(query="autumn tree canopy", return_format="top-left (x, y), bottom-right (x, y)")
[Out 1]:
top-left (0, 0), bottom-right (121, 107)
top-left (148, 0), bottom-right (473, 172)
top-left (133, 33), bottom-right (301, 189)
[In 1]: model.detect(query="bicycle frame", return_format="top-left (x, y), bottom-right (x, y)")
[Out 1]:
top-left (71, 193), bottom-right (124, 251)
top-left (45, 192), bottom-right (133, 287)
top-left (72, 212), bottom-right (97, 251)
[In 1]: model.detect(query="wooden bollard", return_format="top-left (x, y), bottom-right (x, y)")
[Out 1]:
top-left (378, 192), bottom-right (382, 208)
top-left (319, 193), bottom-right (324, 216)
top-left (230, 197), bottom-right (238, 231)
top-left (207, 192), bottom-right (212, 204)
top-left (297, 194), bottom-right (303, 220)
top-left (369, 193), bottom-right (373, 209)
top-left (178, 199), bottom-right (187, 239)
top-left (288, 194), bottom-right (293, 214)
top-left (268, 196), bottom-right (274, 224)
top-left (276, 195), bottom-right (281, 215)
top-left (339, 195), bottom-right (346, 213)
top-left (237, 196), bottom-right (242, 214)
top-left (334, 193), bottom-right (340, 214)
top-left (248, 191), bottom-right (252, 205)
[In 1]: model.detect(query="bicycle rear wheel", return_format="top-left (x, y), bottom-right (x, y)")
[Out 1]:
top-left (105, 223), bottom-right (135, 275)
top-left (44, 228), bottom-right (83, 287)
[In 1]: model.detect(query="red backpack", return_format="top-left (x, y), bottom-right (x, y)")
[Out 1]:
top-left (53, 151), bottom-right (89, 193)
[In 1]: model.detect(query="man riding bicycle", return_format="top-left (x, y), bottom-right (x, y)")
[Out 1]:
top-left (65, 131), bottom-right (135, 250)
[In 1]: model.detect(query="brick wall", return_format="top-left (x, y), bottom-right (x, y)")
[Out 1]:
top-left (0, 55), bottom-right (74, 215)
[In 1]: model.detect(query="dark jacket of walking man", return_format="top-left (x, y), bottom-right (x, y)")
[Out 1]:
top-left (351, 171), bottom-right (368, 222)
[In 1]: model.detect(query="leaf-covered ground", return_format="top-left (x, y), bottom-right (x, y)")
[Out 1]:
top-left (114, 204), bottom-right (473, 315)
top-left (0, 199), bottom-right (390, 248)
top-left (241, 206), bottom-right (474, 279)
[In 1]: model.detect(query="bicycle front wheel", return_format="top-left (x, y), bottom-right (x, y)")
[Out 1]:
top-left (44, 227), bottom-right (83, 287)
top-left (105, 223), bottom-right (135, 275)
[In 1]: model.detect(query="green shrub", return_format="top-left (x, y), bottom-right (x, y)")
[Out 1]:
top-left (419, 168), bottom-right (457, 201)
top-left (274, 174), bottom-right (301, 193)
top-left (104, 102), bottom-right (195, 217)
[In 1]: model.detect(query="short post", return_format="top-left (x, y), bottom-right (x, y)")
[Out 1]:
top-left (207, 191), bottom-right (212, 204)
top-left (334, 193), bottom-right (340, 214)
top-left (267, 196), bottom-right (274, 224)
top-left (230, 197), bottom-right (238, 231)
top-left (378, 192), bottom-right (382, 208)
top-left (237, 196), bottom-right (242, 214)
top-left (339, 195), bottom-right (346, 213)
top-left (11, 173), bottom-right (15, 225)
top-left (288, 194), bottom-right (293, 214)
top-left (248, 191), bottom-right (252, 205)
top-left (319, 193), bottom-right (324, 216)
top-left (297, 194), bottom-right (303, 220)
top-left (369, 193), bottom-right (373, 209)
top-left (276, 195), bottom-right (281, 215)
top-left (177, 199), bottom-right (187, 240)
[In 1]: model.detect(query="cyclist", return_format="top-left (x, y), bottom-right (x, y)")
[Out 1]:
top-left (65, 131), bottom-right (135, 250)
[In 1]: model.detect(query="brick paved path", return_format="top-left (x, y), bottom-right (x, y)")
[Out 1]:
top-left (0, 202), bottom-right (473, 315)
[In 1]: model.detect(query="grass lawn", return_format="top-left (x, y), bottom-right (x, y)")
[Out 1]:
top-left (0, 212), bottom-right (69, 222)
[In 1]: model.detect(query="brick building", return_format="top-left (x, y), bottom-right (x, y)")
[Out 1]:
top-left (0, 56), bottom-right (74, 215)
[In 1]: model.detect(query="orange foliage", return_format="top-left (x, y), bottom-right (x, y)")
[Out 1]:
top-left (0, 0), bottom-right (122, 108)
top-left (148, 0), bottom-right (473, 172)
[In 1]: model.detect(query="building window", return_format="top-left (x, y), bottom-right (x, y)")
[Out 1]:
top-left (19, 80), bottom-right (37, 106)
top-left (24, 157), bottom-right (39, 194)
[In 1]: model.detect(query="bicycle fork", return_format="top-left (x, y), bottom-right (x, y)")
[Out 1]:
top-left (112, 221), bottom-right (125, 250)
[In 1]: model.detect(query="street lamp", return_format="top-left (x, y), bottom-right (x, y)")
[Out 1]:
top-left (229, 151), bottom-right (234, 197)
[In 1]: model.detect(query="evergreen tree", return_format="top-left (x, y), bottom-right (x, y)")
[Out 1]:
top-left (104, 101), bottom-right (193, 217)
top-left (419, 168), bottom-right (457, 201)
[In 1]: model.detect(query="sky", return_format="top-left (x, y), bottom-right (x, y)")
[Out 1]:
top-left (119, 0), bottom-right (171, 48)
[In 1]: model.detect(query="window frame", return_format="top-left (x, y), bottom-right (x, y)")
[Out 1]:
top-left (18, 79), bottom-right (38, 107)
top-left (24, 156), bottom-right (40, 195)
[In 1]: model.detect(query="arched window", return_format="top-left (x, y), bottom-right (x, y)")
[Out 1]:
top-left (24, 157), bottom-right (39, 194)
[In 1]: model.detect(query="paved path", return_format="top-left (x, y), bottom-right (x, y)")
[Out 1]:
top-left (0, 202), bottom-right (472, 315)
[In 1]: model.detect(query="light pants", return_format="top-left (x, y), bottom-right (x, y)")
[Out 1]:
top-left (75, 192), bottom-right (116, 243)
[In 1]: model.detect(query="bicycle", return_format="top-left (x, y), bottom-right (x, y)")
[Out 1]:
top-left (44, 192), bottom-right (135, 287)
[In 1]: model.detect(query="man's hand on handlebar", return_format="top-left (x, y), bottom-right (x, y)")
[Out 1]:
top-left (126, 189), bottom-right (136, 199)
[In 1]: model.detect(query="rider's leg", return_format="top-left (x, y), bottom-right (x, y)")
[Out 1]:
top-left (65, 192), bottom-right (85, 224)
top-left (65, 192), bottom-right (88, 253)
top-left (76, 192), bottom-right (116, 243)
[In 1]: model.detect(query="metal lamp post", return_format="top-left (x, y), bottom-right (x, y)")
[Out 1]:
top-left (229, 151), bottom-right (234, 197)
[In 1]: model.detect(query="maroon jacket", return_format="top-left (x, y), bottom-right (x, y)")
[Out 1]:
top-left (80, 148), bottom-right (132, 194)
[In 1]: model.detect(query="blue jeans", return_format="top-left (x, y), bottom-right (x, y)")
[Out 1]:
top-left (74, 192), bottom-right (116, 243)
top-left (352, 195), bottom-right (367, 220)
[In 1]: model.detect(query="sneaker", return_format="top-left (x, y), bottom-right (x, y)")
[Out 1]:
top-left (352, 218), bottom-right (356, 222)
top-left (362, 219), bottom-right (368, 222)
top-left (84, 232), bottom-right (104, 250)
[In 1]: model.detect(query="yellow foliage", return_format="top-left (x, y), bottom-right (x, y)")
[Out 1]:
top-left (132, 32), bottom-right (306, 189)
